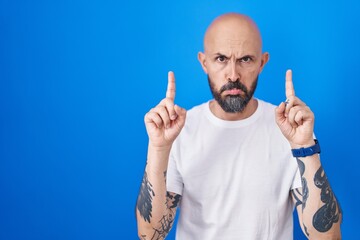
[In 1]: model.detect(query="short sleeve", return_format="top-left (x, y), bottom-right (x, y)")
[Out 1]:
top-left (291, 165), bottom-right (302, 190)
top-left (166, 150), bottom-right (184, 196)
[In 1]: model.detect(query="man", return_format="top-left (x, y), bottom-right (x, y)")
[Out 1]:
top-left (136, 13), bottom-right (342, 239)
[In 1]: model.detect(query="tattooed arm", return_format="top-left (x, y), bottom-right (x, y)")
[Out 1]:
top-left (136, 171), bottom-right (181, 240)
top-left (291, 154), bottom-right (342, 239)
top-left (276, 70), bottom-right (342, 239)
top-left (136, 148), bottom-right (182, 239)
top-left (136, 72), bottom-right (186, 239)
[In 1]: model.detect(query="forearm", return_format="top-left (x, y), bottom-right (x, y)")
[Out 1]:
top-left (296, 154), bottom-right (342, 239)
top-left (136, 145), bottom-right (176, 239)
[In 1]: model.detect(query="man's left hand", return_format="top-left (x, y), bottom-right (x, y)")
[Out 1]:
top-left (275, 69), bottom-right (315, 148)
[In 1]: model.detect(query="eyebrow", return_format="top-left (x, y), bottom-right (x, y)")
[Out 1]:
top-left (214, 52), bottom-right (229, 58)
top-left (213, 52), bottom-right (256, 60)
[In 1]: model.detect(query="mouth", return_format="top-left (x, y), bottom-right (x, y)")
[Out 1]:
top-left (223, 88), bottom-right (243, 95)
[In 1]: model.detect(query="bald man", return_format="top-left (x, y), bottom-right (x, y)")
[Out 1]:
top-left (136, 13), bottom-right (342, 239)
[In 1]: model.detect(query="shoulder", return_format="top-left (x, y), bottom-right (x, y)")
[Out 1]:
top-left (257, 99), bottom-right (291, 146)
top-left (184, 101), bottom-right (209, 124)
top-left (258, 99), bottom-right (277, 112)
top-left (187, 101), bottom-right (208, 114)
top-left (173, 101), bottom-right (209, 141)
top-left (256, 99), bottom-right (287, 139)
top-left (257, 99), bottom-right (277, 122)
top-left (171, 102), bottom-right (208, 152)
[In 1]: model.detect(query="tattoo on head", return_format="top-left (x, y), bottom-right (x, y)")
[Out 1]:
top-left (296, 158), bottom-right (309, 209)
top-left (137, 172), bottom-right (155, 223)
top-left (312, 166), bottom-right (341, 232)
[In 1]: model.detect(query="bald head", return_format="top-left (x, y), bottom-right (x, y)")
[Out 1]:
top-left (203, 13), bottom-right (263, 55)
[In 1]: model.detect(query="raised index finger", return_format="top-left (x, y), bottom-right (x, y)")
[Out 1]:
top-left (285, 69), bottom-right (295, 98)
top-left (166, 71), bottom-right (176, 101)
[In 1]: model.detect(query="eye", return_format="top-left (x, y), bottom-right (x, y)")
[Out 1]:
top-left (240, 56), bottom-right (252, 63)
top-left (216, 56), bottom-right (227, 63)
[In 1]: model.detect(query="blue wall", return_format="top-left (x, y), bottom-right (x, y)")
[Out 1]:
top-left (1, 1), bottom-right (359, 239)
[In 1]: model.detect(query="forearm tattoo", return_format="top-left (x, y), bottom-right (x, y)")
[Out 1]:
top-left (138, 169), bottom-right (182, 240)
top-left (296, 158), bottom-right (309, 209)
top-left (303, 224), bottom-right (310, 237)
top-left (167, 192), bottom-right (181, 208)
top-left (312, 166), bottom-right (342, 232)
top-left (137, 172), bottom-right (155, 223)
top-left (292, 187), bottom-right (310, 237)
top-left (292, 188), bottom-right (303, 208)
top-left (147, 192), bottom-right (181, 240)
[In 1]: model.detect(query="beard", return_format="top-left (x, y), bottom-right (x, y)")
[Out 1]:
top-left (208, 75), bottom-right (258, 113)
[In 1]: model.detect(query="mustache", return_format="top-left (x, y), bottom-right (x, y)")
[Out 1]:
top-left (220, 80), bottom-right (248, 94)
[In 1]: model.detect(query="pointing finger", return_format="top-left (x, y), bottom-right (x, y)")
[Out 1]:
top-left (166, 71), bottom-right (176, 101)
top-left (285, 69), bottom-right (295, 98)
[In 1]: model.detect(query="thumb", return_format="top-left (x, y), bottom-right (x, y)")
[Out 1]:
top-left (174, 105), bottom-right (186, 124)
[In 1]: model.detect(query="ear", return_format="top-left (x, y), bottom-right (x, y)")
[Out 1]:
top-left (259, 52), bottom-right (270, 73)
top-left (198, 52), bottom-right (208, 74)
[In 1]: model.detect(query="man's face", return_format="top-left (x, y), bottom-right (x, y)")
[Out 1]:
top-left (203, 42), bottom-right (263, 113)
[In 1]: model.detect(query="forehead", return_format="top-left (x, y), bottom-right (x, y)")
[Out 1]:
top-left (204, 15), bottom-right (262, 56)
top-left (208, 37), bottom-right (258, 56)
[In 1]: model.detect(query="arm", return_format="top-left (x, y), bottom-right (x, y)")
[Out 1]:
top-left (136, 72), bottom-right (186, 239)
top-left (291, 154), bottom-right (342, 239)
top-left (276, 70), bottom-right (342, 239)
top-left (136, 147), bottom-right (182, 239)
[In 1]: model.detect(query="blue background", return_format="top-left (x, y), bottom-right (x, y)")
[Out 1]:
top-left (1, 0), bottom-right (359, 239)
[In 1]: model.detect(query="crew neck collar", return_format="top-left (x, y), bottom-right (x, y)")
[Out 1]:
top-left (205, 99), bottom-right (263, 128)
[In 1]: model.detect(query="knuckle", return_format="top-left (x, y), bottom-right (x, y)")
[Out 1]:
top-left (159, 98), bottom-right (168, 106)
top-left (144, 112), bottom-right (151, 122)
top-left (144, 111), bottom-right (151, 118)
top-left (145, 111), bottom-right (156, 119)
top-left (159, 106), bottom-right (168, 114)
top-left (164, 97), bottom-right (174, 106)
top-left (155, 105), bottom-right (165, 113)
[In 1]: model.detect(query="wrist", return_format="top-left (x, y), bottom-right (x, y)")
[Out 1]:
top-left (148, 142), bottom-right (173, 153)
top-left (290, 139), bottom-right (316, 149)
top-left (147, 143), bottom-right (173, 174)
top-left (291, 139), bottom-right (321, 158)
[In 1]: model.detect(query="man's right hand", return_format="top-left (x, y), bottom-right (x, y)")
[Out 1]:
top-left (144, 71), bottom-right (187, 150)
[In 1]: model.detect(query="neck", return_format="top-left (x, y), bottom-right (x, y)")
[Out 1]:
top-left (209, 98), bottom-right (258, 121)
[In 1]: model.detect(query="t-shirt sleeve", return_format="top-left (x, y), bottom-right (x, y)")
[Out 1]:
top-left (291, 165), bottom-right (302, 190)
top-left (166, 151), bottom-right (184, 196)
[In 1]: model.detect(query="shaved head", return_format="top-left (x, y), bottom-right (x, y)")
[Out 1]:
top-left (203, 13), bottom-right (263, 55)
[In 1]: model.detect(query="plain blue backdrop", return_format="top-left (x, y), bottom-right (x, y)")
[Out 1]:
top-left (1, 0), bottom-right (359, 239)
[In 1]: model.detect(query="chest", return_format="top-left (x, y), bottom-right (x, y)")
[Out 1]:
top-left (177, 126), bottom-right (294, 206)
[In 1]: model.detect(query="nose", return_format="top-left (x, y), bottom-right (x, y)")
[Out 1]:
top-left (227, 60), bottom-right (240, 82)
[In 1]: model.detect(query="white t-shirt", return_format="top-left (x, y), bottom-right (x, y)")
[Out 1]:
top-left (166, 99), bottom-right (301, 240)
